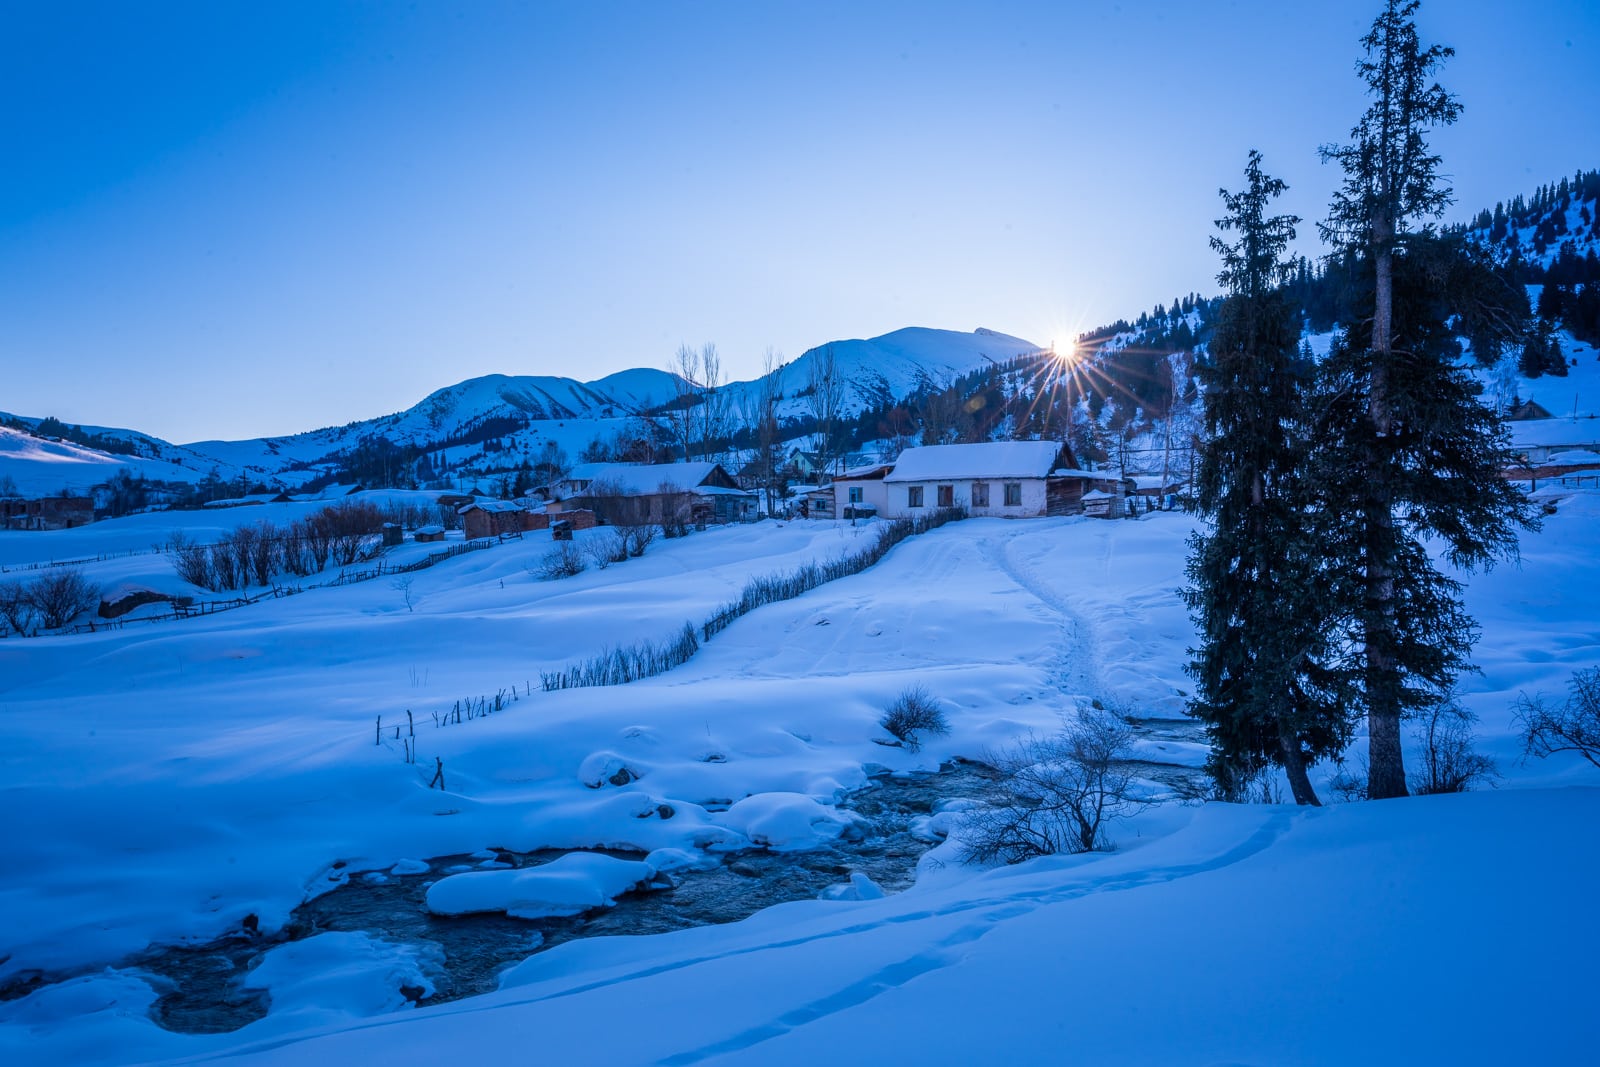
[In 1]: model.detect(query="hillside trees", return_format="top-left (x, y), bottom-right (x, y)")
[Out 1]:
top-left (1314, 0), bottom-right (1535, 798)
top-left (1185, 152), bottom-right (1346, 805)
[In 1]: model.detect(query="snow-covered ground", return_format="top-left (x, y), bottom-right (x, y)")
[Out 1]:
top-left (1, 493), bottom-right (1596, 1064)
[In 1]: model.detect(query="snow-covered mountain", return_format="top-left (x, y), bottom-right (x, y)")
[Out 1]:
top-left (0, 327), bottom-right (1040, 494)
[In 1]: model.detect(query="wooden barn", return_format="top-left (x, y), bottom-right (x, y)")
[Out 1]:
top-left (1, 493), bottom-right (96, 531)
top-left (460, 500), bottom-right (529, 540)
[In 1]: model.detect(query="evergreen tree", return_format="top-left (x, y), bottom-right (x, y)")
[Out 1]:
top-left (1315, 4), bottom-right (1536, 798)
top-left (1185, 152), bottom-right (1346, 805)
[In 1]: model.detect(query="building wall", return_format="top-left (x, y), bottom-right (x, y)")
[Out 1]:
top-left (830, 476), bottom-right (890, 515)
top-left (880, 478), bottom-right (1047, 519)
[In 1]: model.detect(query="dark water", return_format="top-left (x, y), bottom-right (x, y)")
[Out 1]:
top-left (88, 760), bottom-right (1004, 1034)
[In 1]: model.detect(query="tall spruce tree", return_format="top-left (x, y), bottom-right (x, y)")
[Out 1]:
top-left (1316, 0), bottom-right (1535, 798)
top-left (1185, 152), bottom-right (1347, 805)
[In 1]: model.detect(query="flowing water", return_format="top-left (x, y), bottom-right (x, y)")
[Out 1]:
top-left (82, 760), bottom-right (1004, 1034)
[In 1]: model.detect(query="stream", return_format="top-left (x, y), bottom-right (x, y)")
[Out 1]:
top-left (124, 759), bottom-right (1003, 1034)
top-left (4, 721), bottom-right (1208, 1037)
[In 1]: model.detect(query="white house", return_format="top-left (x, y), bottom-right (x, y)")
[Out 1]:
top-left (878, 441), bottom-right (1125, 519)
top-left (829, 462), bottom-right (894, 518)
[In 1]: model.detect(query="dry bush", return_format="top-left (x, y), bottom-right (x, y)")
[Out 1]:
top-left (0, 579), bottom-right (37, 635)
top-left (879, 684), bottom-right (949, 750)
top-left (1410, 699), bottom-right (1498, 794)
top-left (534, 541), bottom-right (586, 580)
top-left (1517, 666), bottom-right (1600, 770)
top-left (962, 708), bottom-right (1150, 862)
top-left (26, 568), bottom-right (101, 629)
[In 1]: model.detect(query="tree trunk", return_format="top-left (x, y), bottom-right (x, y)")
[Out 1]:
top-left (1364, 231), bottom-right (1409, 800)
top-left (1277, 720), bottom-right (1321, 806)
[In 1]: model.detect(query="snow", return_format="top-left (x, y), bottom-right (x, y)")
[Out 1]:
top-left (1, 483), bottom-right (1596, 1064)
top-left (425, 853), bottom-right (657, 918)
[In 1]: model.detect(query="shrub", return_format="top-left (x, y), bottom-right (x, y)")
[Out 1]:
top-left (534, 541), bottom-right (586, 580)
top-left (0, 579), bottom-right (37, 635)
top-left (25, 568), bottom-right (101, 629)
top-left (1410, 699), bottom-right (1498, 794)
top-left (961, 708), bottom-right (1150, 862)
top-left (879, 684), bottom-right (949, 750)
top-left (584, 527), bottom-right (629, 569)
top-left (1517, 666), bottom-right (1600, 770)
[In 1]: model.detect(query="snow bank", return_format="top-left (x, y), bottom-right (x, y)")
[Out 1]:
top-left (720, 793), bottom-right (863, 851)
top-left (424, 853), bottom-right (657, 918)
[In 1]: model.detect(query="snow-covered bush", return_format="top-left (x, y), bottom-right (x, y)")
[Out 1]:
top-left (962, 708), bottom-right (1149, 862)
top-left (1409, 700), bottom-right (1498, 794)
top-left (1518, 666), bottom-right (1600, 770)
top-left (879, 685), bottom-right (949, 750)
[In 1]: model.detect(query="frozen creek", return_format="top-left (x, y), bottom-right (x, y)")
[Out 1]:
top-left (127, 760), bottom-right (1003, 1034)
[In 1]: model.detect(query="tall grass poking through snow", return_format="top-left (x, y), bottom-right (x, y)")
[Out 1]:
top-left (701, 508), bottom-right (964, 641)
top-left (541, 509), bottom-right (964, 692)
top-left (540, 623), bottom-right (700, 690)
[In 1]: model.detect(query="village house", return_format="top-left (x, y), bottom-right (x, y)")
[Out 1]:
top-left (459, 499), bottom-right (529, 540)
top-left (549, 462), bottom-right (755, 526)
top-left (877, 441), bottom-right (1127, 519)
top-left (1506, 417), bottom-right (1600, 484)
top-left (0, 493), bottom-right (96, 530)
top-left (829, 462), bottom-right (894, 518)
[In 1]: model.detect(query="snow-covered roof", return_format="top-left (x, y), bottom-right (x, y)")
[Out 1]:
top-left (459, 499), bottom-right (524, 514)
top-left (834, 463), bottom-right (893, 481)
top-left (1508, 418), bottom-right (1600, 449)
top-left (564, 462), bottom-right (724, 495)
top-left (884, 441), bottom-right (1066, 483)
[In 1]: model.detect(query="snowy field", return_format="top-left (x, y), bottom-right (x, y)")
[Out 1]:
top-left (1, 497), bottom-right (1597, 1064)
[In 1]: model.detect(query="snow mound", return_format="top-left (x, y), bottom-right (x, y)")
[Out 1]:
top-left (720, 793), bottom-right (863, 851)
top-left (424, 853), bottom-right (657, 919)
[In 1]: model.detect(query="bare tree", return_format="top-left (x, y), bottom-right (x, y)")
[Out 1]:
top-left (1517, 666), bottom-right (1600, 770)
top-left (1409, 698), bottom-right (1497, 794)
top-left (962, 707), bottom-right (1151, 862)
top-left (806, 344), bottom-right (845, 474)
top-left (26, 568), bottom-right (101, 629)
top-left (736, 347), bottom-right (787, 515)
top-left (0, 579), bottom-right (37, 635)
top-left (669, 343), bottom-right (703, 461)
top-left (698, 342), bottom-right (731, 463)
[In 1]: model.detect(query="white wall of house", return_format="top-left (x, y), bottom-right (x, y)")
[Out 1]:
top-left (880, 477), bottom-right (1046, 519)
top-left (831, 476), bottom-right (890, 514)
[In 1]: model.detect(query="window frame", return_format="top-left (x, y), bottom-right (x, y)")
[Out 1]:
top-left (907, 485), bottom-right (925, 508)
top-left (936, 484), bottom-right (954, 508)
top-left (1003, 482), bottom-right (1023, 507)
top-left (971, 481), bottom-right (990, 508)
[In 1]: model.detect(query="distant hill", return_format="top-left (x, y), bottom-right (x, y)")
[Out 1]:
top-left (0, 326), bottom-right (1041, 498)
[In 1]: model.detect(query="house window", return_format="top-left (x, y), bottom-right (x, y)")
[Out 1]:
top-left (1004, 482), bottom-right (1022, 507)
top-left (972, 482), bottom-right (990, 507)
top-left (907, 485), bottom-right (925, 508)
top-left (937, 485), bottom-right (954, 508)
top-left (848, 486), bottom-right (863, 503)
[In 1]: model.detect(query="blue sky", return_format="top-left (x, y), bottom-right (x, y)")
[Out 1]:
top-left (4, 0), bottom-right (1598, 442)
